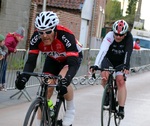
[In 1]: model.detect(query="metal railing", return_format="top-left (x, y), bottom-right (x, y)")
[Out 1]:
top-left (1, 48), bottom-right (150, 101)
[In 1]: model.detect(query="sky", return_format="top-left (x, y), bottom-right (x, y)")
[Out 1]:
top-left (140, 0), bottom-right (150, 31)
top-left (119, 0), bottom-right (150, 31)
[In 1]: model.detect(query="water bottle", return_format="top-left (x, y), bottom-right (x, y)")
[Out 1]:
top-left (47, 99), bottom-right (54, 117)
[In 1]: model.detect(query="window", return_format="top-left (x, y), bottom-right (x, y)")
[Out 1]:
top-left (133, 36), bottom-right (150, 49)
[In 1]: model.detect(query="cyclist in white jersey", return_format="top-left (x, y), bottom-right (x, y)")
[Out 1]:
top-left (90, 20), bottom-right (133, 119)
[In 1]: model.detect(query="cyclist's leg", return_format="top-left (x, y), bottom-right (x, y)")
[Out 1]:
top-left (43, 56), bottom-right (63, 98)
top-left (116, 72), bottom-right (127, 119)
top-left (101, 71), bottom-right (109, 87)
top-left (101, 57), bottom-right (113, 87)
top-left (59, 65), bottom-right (75, 126)
top-left (35, 57), bottom-right (61, 122)
top-left (59, 53), bottom-right (82, 125)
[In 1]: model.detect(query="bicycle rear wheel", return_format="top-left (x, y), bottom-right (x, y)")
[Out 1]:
top-left (23, 97), bottom-right (52, 126)
top-left (53, 97), bottom-right (66, 126)
top-left (101, 84), bottom-right (113, 126)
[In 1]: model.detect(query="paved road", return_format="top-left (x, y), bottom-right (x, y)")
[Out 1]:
top-left (0, 71), bottom-right (150, 126)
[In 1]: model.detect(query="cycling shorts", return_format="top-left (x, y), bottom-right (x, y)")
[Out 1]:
top-left (43, 52), bottom-right (83, 75)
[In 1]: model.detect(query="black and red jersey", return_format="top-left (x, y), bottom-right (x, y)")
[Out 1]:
top-left (23, 25), bottom-right (82, 83)
top-left (29, 25), bottom-right (82, 62)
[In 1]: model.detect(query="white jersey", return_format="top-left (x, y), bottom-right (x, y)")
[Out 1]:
top-left (94, 31), bottom-right (114, 67)
top-left (94, 31), bottom-right (133, 70)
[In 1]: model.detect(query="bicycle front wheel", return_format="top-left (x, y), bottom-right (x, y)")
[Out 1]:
top-left (101, 84), bottom-right (112, 126)
top-left (23, 97), bottom-right (52, 126)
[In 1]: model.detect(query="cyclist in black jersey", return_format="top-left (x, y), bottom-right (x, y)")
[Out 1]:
top-left (90, 20), bottom-right (133, 119)
top-left (15, 11), bottom-right (83, 126)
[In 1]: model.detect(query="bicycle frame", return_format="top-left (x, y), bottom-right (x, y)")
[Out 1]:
top-left (99, 67), bottom-right (123, 126)
top-left (107, 73), bottom-right (119, 114)
top-left (37, 80), bottom-right (52, 125)
top-left (21, 71), bottom-right (65, 126)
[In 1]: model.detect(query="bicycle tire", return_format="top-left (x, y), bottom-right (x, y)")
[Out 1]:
top-left (80, 77), bottom-right (86, 85)
top-left (53, 97), bottom-right (66, 126)
top-left (88, 77), bottom-right (95, 85)
top-left (101, 84), bottom-right (113, 126)
top-left (114, 95), bottom-right (121, 125)
top-left (114, 112), bottom-right (121, 126)
top-left (23, 97), bottom-right (52, 126)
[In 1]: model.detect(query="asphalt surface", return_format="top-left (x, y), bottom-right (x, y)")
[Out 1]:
top-left (0, 71), bottom-right (150, 126)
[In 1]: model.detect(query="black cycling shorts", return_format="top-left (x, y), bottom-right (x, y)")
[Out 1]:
top-left (101, 57), bottom-right (125, 72)
top-left (101, 57), bottom-right (113, 69)
top-left (43, 52), bottom-right (83, 75)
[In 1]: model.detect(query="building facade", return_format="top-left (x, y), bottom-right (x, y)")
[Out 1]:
top-left (0, 0), bottom-right (106, 49)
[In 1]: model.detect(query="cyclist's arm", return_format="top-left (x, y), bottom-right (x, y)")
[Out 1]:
top-left (94, 31), bottom-right (114, 67)
top-left (124, 32), bottom-right (133, 70)
top-left (23, 31), bottom-right (40, 80)
top-left (23, 53), bottom-right (38, 73)
top-left (66, 56), bottom-right (79, 84)
top-left (61, 32), bottom-right (81, 85)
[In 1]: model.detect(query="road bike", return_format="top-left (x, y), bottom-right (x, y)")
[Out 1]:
top-left (17, 71), bottom-right (71, 126)
top-left (94, 66), bottom-right (126, 126)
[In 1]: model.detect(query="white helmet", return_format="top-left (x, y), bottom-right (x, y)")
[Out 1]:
top-left (35, 11), bottom-right (59, 31)
top-left (112, 20), bottom-right (128, 34)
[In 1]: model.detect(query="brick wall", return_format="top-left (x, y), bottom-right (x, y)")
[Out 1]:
top-left (57, 10), bottom-right (81, 40)
top-left (26, 2), bottom-right (37, 49)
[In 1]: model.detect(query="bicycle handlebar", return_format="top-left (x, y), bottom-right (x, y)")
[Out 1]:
top-left (95, 67), bottom-right (116, 72)
top-left (16, 71), bottom-right (62, 86)
top-left (92, 67), bottom-right (126, 81)
top-left (17, 71), bottom-right (61, 79)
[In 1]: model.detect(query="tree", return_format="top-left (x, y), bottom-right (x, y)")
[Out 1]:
top-left (105, 0), bottom-right (122, 22)
top-left (126, 0), bottom-right (138, 15)
top-left (124, 0), bottom-right (138, 28)
top-left (105, 0), bottom-right (139, 30)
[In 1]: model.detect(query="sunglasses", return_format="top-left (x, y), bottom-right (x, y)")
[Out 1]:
top-left (114, 33), bottom-right (125, 37)
top-left (38, 30), bottom-right (53, 35)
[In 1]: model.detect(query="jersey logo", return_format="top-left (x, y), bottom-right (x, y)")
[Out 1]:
top-left (30, 35), bottom-right (39, 45)
top-left (106, 37), bottom-right (112, 43)
top-left (46, 51), bottom-right (66, 58)
top-left (112, 49), bottom-right (124, 54)
top-left (62, 35), bottom-right (71, 48)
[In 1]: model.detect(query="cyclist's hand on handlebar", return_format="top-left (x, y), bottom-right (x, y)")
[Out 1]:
top-left (15, 73), bottom-right (27, 90)
top-left (123, 69), bottom-right (129, 74)
top-left (90, 65), bottom-right (99, 73)
top-left (57, 78), bottom-right (68, 96)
